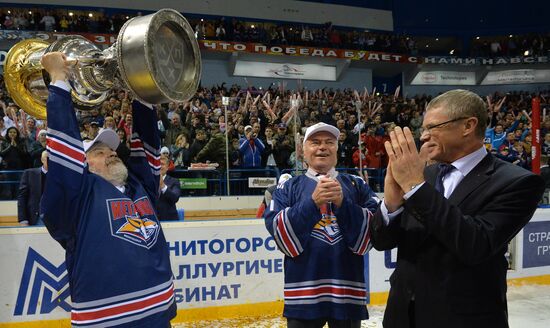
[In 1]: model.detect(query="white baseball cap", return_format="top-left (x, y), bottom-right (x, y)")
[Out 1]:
top-left (83, 128), bottom-right (120, 152)
top-left (303, 122), bottom-right (340, 145)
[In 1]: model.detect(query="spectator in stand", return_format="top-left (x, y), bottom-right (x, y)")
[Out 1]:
top-left (118, 113), bottom-right (133, 138)
top-left (215, 20), bottom-right (226, 40)
top-left (510, 141), bottom-right (531, 169)
top-left (196, 124), bottom-right (227, 169)
top-left (301, 25), bottom-right (313, 45)
top-left (172, 134), bottom-right (191, 169)
top-left (88, 108), bottom-right (104, 127)
top-left (337, 129), bottom-right (353, 167)
top-left (352, 146), bottom-right (369, 169)
top-left (289, 138), bottom-right (306, 170)
top-left (165, 113), bottom-right (190, 148)
top-left (115, 128), bottom-right (130, 163)
top-left (497, 132), bottom-right (516, 156)
top-left (318, 103), bottom-right (334, 125)
top-left (17, 150), bottom-right (47, 226)
top-left (59, 15), bottom-right (69, 31)
top-left (409, 110), bottom-right (423, 141)
top-left (540, 156), bottom-right (550, 190)
top-left (261, 126), bottom-right (277, 167)
top-left (239, 125), bottom-right (265, 169)
top-left (23, 117), bottom-right (38, 145)
top-left (39, 11), bottom-right (55, 31)
top-left (156, 155), bottom-right (181, 221)
top-left (103, 115), bottom-right (116, 130)
top-left (0, 113), bottom-right (6, 137)
top-left (0, 126), bottom-right (30, 198)
top-left (542, 133), bottom-right (550, 156)
top-left (189, 129), bottom-right (208, 162)
top-left (230, 138), bottom-right (241, 168)
top-left (29, 129), bottom-right (47, 167)
top-left (88, 121), bottom-right (100, 139)
top-left (272, 123), bottom-right (293, 170)
top-left (160, 147), bottom-right (175, 172)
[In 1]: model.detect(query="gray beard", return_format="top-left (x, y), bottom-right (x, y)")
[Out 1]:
top-left (93, 157), bottom-right (128, 187)
top-left (105, 161), bottom-right (128, 187)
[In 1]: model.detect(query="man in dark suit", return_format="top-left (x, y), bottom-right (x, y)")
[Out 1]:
top-left (372, 89), bottom-right (544, 328)
top-left (157, 155), bottom-right (181, 220)
top-left (17, 150), bottom-right (48, 226)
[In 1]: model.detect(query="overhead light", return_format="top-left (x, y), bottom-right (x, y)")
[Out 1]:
top-left (251, 25), bottom-right (255, 29)
top-left (524, 50), bottom-right (530, 56)
top-left (476, 36), bottom-right (480, 40)
top-left (509, 34), bottom-right (513, 38)
top-left (425, 44), bottom-right (429, 48)
top-left (435, 38), bottom-right (439, 41)
top-left (7, 10), bottom-right (11, 14)
top-left (126, 16), bottom-right (129, 19)
top-left (28, 11), bottom-right (32, 15)
top-left (200, 18), bottom-right (204, 22)
top-left (450, 49), bottom-right (455, 55)
top-left (69, 12), bottom-right (74, 17)
top-left (88, 13), bottom-right (93, 18)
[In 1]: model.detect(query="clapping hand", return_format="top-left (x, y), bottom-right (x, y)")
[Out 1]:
top-left (383, 127), bottom-right (425, 210)
top-left (312, 176), bottom-right (343, 208)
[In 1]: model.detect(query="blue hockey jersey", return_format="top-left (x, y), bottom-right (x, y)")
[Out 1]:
top-left (42, 85), bottom-right (176, 327)
top-left (263, 170), bottom-right (379, 320)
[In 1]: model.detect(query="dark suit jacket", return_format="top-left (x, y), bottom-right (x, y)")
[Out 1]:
top-left (156, 175), bottom-right (181, 221)
top-left (17, 167), bottom-right (44, 225)
top-left (371, 154), bottom-right (544, 328)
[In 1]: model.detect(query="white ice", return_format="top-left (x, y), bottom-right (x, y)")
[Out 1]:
top-left (174, 284), bottom-right (550, 327)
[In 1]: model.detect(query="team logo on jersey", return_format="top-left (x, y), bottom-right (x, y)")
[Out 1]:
top-left (107, 197), bottom-right (160, 249)
top-left (311, 207), bottom-right (342, 245)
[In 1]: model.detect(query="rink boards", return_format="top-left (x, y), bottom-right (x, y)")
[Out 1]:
top-left (0, 209), bottom-right (550, 327)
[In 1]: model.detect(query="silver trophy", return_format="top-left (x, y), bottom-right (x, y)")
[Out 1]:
top-left (4, 8), bottom-right (201, 119)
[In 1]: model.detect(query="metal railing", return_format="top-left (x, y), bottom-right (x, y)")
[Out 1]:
top-left (0, 170), bottom-right (24, 200)
top-left (280, 167), bottom-right (386, 192)
top-left (0, 167), bottom-right (385, 200)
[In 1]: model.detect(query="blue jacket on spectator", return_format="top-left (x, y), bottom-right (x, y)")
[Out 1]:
top-left (239, 136), bottom-right (265, 168)
top-left (485, 120), bottom-right (519, 150)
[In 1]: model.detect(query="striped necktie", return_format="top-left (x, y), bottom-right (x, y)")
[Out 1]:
top-left (435, 163), bottom-right (454, 194)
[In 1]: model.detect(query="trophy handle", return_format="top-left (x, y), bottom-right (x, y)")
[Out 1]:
top-left (4, 39), bottom-right (50, 120)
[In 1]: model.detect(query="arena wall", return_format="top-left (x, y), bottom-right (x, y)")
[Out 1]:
top-left (1, 209), bottom-right (549, 327)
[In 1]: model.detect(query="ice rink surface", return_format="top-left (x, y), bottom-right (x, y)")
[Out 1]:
top-left (175, 284), bottom-right (550, 328)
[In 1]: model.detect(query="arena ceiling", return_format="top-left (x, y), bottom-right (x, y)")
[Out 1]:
top-left (302, 0), bottom-right (550, 35)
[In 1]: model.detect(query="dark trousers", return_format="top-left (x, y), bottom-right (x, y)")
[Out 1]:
top-left (408, 300), bottom-right (416, 328)
top-left (287, 318), bottom-right (361, 328)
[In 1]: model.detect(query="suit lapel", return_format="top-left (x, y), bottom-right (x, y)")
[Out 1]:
top-left (448, 154), bottom-right (494, 206)
top-left (424, 164), bottom-right (438, 187)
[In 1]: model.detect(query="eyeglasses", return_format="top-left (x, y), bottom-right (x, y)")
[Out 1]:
top-left (421, 117), bottom-right (469, 135)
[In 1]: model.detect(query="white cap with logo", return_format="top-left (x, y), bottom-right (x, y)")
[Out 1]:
top-left (83, 128), bottom-right (120, 152)
top-left (303, 122), bottom-right (340, 145)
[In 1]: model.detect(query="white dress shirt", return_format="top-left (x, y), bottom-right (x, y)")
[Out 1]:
top-left (382, 146), bottom-right (488, 224)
